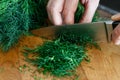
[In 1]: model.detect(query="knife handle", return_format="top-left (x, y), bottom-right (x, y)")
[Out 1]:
top-left (112, 21), bottom-right (120, 29)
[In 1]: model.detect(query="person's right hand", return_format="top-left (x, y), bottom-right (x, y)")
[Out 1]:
top-left (111, 13), bottom-right (120, 45)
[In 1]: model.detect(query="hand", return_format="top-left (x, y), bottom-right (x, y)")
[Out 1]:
top-left (47, 0), bottom-right (100, 25)
top-left (112, 24), bottom-right (120, 45)
top-left (111, 13), bottom-right (120, 45)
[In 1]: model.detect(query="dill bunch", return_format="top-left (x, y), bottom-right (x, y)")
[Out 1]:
top-left (0, 0), bottom-right (49, 51)
top-left (0, 0), bottom-right (30, 51)
top-left (29, 0), bottom-right (49, 30)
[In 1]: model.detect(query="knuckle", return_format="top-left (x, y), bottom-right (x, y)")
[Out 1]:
top-left (62, 10), bottom-right (74, 17)
top-left (46, 5), bottom-right (56, 13)
top-left (62, 10), bottom-right (74, 24)
top-left (65, 21), bottom-right (73, 24)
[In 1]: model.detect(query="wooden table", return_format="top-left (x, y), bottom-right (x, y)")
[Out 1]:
top-left (0, 29), bottom-right (120, 80)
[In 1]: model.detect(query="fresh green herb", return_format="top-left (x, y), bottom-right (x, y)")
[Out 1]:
top-left (0, 0), bottom-right (27, 51)
top-left (0, 0), bottom-right (48, 51)
top-left (24, 39), bottom-right (87, 76)
top-left (56, 27), bottom-right (100, 49)
top-left (24, 28), bottom-right (99, 77)
top-left (75, 3), bottom-right (84, 23)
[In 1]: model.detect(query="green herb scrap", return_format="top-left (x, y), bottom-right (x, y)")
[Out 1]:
top-left (75, 2), bottom-right (99, 23)
top-left (75, 3), bottom-right (84, 23)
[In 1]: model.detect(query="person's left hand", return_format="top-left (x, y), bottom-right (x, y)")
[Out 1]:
top-left (112, 24), bottom-right (120, 45)
top-left (111, 13), bottom-right (120, 45)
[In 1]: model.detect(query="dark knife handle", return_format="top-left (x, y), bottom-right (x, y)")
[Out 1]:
top-left (112, 21), bottom-right (120, 29)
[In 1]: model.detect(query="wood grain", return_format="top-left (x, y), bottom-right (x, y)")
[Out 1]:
top-left (0, 32), bottom-right (120, 80)
top-left (81, 43), bottom-right (120, 80)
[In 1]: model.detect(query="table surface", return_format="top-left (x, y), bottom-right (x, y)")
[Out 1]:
top-left (0, 28), bottom-right (120, 80)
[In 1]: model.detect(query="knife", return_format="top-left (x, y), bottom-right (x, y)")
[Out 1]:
top-left (31, 21), bottom-right (120, 43)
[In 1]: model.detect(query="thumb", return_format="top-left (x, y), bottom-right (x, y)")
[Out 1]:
top-left (111, 13), bottom-right (120, 21)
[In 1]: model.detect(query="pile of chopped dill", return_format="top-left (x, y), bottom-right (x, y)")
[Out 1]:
top-left (24, 29), bottom-right (99, 77)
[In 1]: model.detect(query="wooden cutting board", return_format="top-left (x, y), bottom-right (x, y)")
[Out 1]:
top-left (0, 29), bottom-right (120, 80)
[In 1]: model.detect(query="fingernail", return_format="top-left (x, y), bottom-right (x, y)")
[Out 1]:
top-left (111, 13), bottom-right (120, 21)
top-left (115, 40), bottom-right (120, 45)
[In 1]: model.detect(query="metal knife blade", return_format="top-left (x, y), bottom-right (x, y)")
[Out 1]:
top-left (31, 21), bottom-right (114, 43)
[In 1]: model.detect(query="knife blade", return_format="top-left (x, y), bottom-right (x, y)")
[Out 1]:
top-left (31, 21), bottom-right (119, 43)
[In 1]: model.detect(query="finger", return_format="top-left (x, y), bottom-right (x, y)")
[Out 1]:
top-left (79, 0), bottom-right (99, 23)
top-left (112, 24), bottom-right (120, 45)
top-left (112, 32), bottom-right (120, 45)
top-left (62, 0), bottom-right (79, 24)
top-left (47, 0), bottom-right (64, 25)
top-left (111, 13), bottom-right (120, 21)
